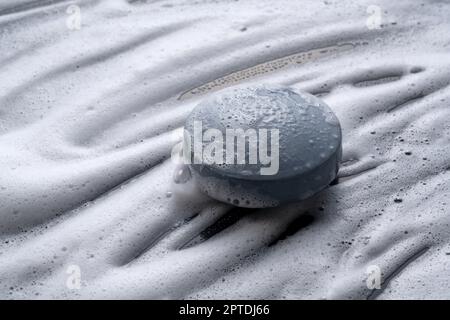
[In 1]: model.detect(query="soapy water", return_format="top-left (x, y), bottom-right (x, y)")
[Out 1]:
top-left (0, 0), bottom-right (450, 299)
top-left (178, 43), bottom-right (355, 101)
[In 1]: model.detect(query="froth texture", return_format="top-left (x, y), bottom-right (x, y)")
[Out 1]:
top-left (0, 0), bottom-right (449, 300)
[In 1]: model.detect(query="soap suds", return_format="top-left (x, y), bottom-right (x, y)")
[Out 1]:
top-left (0, 0), bottom-right (449, 299)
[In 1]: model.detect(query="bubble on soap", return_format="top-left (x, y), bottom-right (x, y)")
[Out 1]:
top-left (172, 164), bottom-right (192, 184)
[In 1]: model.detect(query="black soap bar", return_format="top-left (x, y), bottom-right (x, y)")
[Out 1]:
top-left (183, 85), bottom-right (342, 208)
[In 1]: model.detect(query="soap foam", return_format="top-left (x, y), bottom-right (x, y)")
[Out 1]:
top-left (0, 0), bottom-right (449, 299)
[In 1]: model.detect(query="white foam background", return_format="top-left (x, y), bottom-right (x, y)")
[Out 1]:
top-left (0, 0), bottom-right (449, 299)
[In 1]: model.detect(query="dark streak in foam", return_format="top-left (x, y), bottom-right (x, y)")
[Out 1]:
top-left (268, 213), bottom-right (314, 246)
top-left (179, 207), bottom-right (255, 250)
top-left (338, 165), bottom-right (379, 183)
top-left (311, 90), bottom-right (331, 98)
top-left (353, 75), bottom-right (402, 88)
top-left (368, 246), bottom-right (429, 300)
top-left (0, 0), bottom-right (69, 17)
top-left (410, 66), bottom-right (425, 74)
top-left (387, 94), bottom-right (425, 113)
top-left (127, 212), bottom-right (200, 263)
top-left (178, 43), bottom-right (355, 101)
top-left (128, 0), bottom-right (164, 4)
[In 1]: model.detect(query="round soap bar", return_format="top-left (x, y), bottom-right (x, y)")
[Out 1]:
top-left (183, 84), bottom-right (342, 208)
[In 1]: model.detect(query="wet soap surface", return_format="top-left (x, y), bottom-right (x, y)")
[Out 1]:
top-left (184, 85), bottom-right (341, 207)
top-left (185, 85), bottom-right (341, 179)
top-left (0, 0), bottom-right (449, 299)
